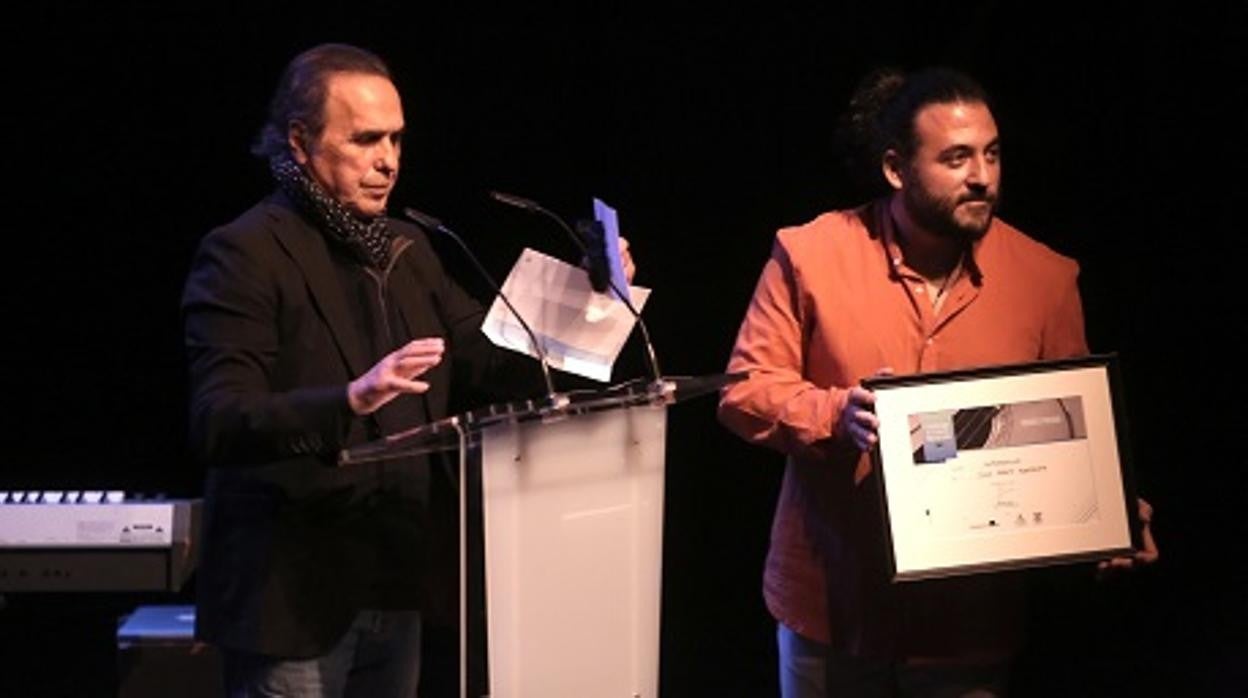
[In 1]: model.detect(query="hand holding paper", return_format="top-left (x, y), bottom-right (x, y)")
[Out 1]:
top-left (481, 248), bottom-right (651, 382)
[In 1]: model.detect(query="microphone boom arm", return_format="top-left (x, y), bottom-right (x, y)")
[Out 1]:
top-left (403, 206), bottom-right (565, 408)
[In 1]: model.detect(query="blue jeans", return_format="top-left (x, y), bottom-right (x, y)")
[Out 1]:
top-left (778, 622), bottom-right (828, 698)
top-left (223, 610), bottom-right (422, 698)
top-left (778, 623), bottom-right (1009, 697)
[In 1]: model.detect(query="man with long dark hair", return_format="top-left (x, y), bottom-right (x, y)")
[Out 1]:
top-left (182, 43), bottom-right (630, 697)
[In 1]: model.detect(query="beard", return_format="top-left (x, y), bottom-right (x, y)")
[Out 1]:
top-left (903, 181), bottom-right (999, 243)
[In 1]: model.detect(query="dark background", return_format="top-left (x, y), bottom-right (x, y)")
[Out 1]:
top-left (2, 3), bottom-right (1245, 696)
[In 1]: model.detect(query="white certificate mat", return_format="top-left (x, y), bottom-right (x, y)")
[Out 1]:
top-left (482, 248), bottom-right (651, 382)
top-left (866, 356), bottom-right (1139, 581)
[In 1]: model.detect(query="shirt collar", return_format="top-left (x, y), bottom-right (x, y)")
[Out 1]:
top-left (872, 197), bottom-right (985, 286)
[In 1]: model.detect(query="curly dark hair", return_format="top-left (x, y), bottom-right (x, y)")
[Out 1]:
top-left (837, 67), bottom-right (991, 194)
top-left (252, 43), bottom-right (393, 159)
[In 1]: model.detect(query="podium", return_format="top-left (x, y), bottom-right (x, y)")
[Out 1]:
top-left (340, 375), bottom-right (737, 698)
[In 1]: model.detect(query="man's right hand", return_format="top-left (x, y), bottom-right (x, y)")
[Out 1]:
top-left (837, 385), bottom-right (881, 451)
top-left (836, 368), bottom-right (893, 451)
top-left (347, 338), bottom-right (445, 415)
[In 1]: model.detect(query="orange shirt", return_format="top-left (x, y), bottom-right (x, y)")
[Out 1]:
top-left (719, 199), bottom-right (1087, 658)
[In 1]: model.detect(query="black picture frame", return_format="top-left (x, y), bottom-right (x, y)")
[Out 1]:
top-left (864, 354), bottom-right (1142, 582)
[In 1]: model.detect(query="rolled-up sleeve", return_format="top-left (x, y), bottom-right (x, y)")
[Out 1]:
top-left (718, 238), bottom-right (848, 458)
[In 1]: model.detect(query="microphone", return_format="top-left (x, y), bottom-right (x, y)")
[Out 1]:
top-left (488, 191), bottom-right (665, 391)
top-left (402, 206), bottom-right (565, 409)
top-left (575, 219), bottom-right (612, 294)
top-left (487, 191), bottom-right (540, 213)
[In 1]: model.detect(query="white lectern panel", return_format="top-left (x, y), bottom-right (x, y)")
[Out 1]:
top-left (481, 404), bottom-right (666, 698)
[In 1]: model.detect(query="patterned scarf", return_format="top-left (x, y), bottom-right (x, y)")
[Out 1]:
top-left (270, 154), bottom-right (395, 269)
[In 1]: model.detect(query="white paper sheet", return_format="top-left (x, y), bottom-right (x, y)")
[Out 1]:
top-left (481, 248), bottom-right (651, 382)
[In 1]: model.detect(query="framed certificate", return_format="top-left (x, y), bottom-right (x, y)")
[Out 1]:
top-left (863, 354), bottom-right (1141, 582)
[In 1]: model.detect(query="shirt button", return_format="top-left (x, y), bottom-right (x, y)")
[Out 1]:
top-left (925, 338), bottom-right (934, 345)
top-left (914, 285), bottom-right (925, 294)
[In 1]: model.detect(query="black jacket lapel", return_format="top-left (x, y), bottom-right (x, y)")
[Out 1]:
top-left (267, 200), bottom-right (371, 379)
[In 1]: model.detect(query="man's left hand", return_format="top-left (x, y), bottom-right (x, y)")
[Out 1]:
top-left (620, 237), bottom-right (636, 283)
top-left (1098, 497), bottom-right (1159, 575)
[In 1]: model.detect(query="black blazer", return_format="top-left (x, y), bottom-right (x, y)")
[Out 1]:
top-left (183, 194), bottom-right (518, 657)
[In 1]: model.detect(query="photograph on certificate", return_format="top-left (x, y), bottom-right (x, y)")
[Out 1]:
top-left (867, 356), bottom-right (1138, 581)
